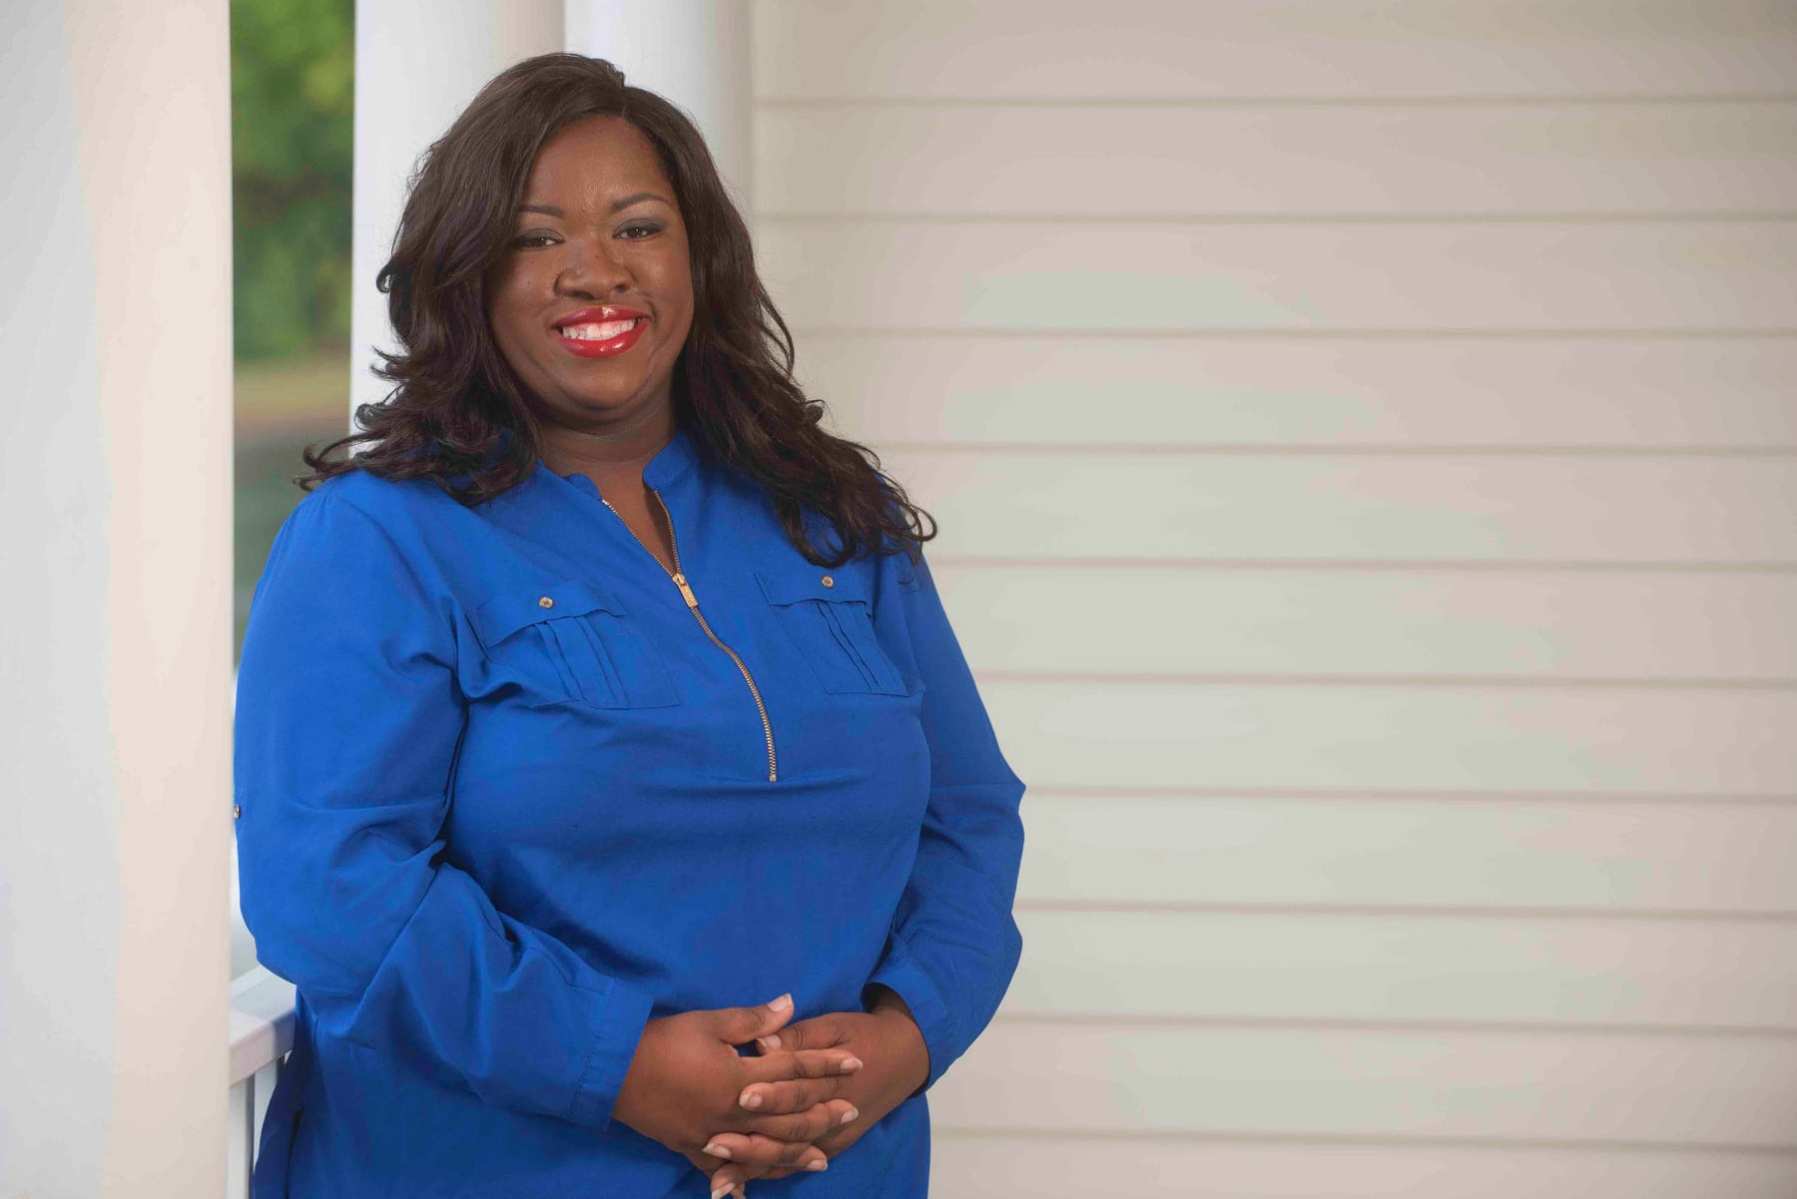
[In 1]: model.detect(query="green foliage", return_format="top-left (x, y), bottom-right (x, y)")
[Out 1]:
top-left (231, 0), bottom-right (354, 360)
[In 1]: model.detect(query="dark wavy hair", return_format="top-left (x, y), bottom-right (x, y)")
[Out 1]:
top-left (297, 52), bottom-right (933, 568)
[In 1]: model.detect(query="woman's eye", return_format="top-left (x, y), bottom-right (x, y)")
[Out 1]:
top-left (510, 224), bottom-right (658, 248)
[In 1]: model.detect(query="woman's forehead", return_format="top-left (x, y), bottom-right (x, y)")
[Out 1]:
top-left (522, 119), bottom-right (671, 209)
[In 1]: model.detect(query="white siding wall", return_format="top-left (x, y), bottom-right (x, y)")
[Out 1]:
top-left (750, 2), bottom-right (1797, 1195)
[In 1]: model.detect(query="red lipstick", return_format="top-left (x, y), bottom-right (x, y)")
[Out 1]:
top-left (551, 306), bottom-right (650, 359)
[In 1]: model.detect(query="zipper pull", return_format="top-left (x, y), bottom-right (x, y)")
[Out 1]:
top-left (670, 572), bottom-right (700, 609)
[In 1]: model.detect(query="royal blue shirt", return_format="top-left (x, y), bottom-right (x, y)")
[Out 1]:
top-left (233, 423), bottom-right (1026, 1197)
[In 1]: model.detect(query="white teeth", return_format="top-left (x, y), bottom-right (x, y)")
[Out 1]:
top-left (560, 319), bottom-right (641, 341)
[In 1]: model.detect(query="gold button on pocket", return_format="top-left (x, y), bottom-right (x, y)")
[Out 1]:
top-left (470, 579), bottom-right (679, 709)
top-left (755, 568), bottom-right (908, 696)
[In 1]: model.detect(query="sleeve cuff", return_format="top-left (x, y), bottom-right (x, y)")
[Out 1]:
top-left (861, 933), bottom-right (959, 1093)
top-left (567, 977), bottom-right (657, 1132)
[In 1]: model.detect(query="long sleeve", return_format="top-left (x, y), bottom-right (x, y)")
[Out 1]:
top-left (861, 548), bottom-right (1027, 1093)
top-left (233, 488), bottom-right (654, 1132)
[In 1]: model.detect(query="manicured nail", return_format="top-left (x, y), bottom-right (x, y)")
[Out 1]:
top-left (840, 1056), bottom-right (863, 1072)
top-left (702, 1141), bottom-right (731, 1159)
top-left (767, 992), bottom-right (792, 1011)
top-left (840, 1106), bottom-right (859, 1125)
top-left (739, 1087), bottom-right (762, 1110)
top-left (807, 1158), bottom-right (828, 1172)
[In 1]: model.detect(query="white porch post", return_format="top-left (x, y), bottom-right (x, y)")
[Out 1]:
top-left (0, 2), bottom-right (233, 1196)
top-left (350, 0), bottom-right (566, 422)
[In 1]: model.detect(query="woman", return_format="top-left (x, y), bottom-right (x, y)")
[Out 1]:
top-left (234, 52), bottom-right (1026, 1198)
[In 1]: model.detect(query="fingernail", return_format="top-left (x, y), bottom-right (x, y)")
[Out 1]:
top-left (710, 1186), bottom-right (729, 1199)
top-left (840, 1106), bottom-right (859, 1125)
top-left (841, 1056), bottom-right (863, 1072)
top-left (739, 1087), bottom-right (762, 1110)
top-left (807, 1158), bottom-right (828, 1172)
top-left (755, 1035), bottom-right (780, 1053)
top-left (702, 1142), bottom-right (731, 1159)
top-left (768, 992), bottom-right (792, 1011)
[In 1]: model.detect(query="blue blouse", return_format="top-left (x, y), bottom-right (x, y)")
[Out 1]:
top-left (233, 424), bottom-right (1026, 1197)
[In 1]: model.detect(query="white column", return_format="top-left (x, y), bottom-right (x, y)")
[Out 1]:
top-left (564, 1), bottom-right (754, 213)
top-left (0, 2), bottom-right (232, 1196)
top-left (350, 0), bottom-right (566, 422)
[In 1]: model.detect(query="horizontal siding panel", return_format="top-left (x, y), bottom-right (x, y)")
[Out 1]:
top-left (931, 1023), bottom-right (1797, 1147)
top-left (932, 1136), bottom-right (1797, 1199)
top-left (756, 0), bottom-right (1797, 100)
top-left (757, 103), bottom-right (1797, 217)
top-left (985, 682), bottom-right (1797, 795)
top-left (932, 567), bottom-right (1797, 680)
top-left (887, 451), bottom-right (1797, 564)
top-left (803, 334), bottom-right (1797, 449)
top-left (1018, 796), bottom-right (1797, 914)
top-left (756, 0), bottom-right (1797, 1182)
top-left (757, 221), bottom-right (1797, 333)
top-left (1008, 909), bottom-right (1797, 1028)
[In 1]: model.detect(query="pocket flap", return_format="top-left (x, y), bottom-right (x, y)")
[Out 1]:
top-left (754, 565), bottom-right (872, 606)
top-left (469, 578), bottom-right (625, 649)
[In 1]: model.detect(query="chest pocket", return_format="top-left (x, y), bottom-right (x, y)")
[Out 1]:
top-left (755, 567), bottom-right (908, 696)
top-left (469, 578), bottom-right (680, 709)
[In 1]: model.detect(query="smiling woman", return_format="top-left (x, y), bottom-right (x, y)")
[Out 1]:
top-left (233, 52), bottom-right (1027, 1199)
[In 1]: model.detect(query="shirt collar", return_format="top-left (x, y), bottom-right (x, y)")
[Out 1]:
top-left (501, 420), bottom-right (700, 491)
top-left (642, 422), bottom-right (698, 490)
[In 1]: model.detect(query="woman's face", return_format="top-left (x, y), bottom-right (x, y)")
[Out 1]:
top-left (487, 115), bottom-right (694, 436)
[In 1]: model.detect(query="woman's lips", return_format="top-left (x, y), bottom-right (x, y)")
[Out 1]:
top-left (555, 317), bottom-right (649, 358)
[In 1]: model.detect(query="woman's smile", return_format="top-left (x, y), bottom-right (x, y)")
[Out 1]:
top-left (552, 305), bottom-right (651, 358)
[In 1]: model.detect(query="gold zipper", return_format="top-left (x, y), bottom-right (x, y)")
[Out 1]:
top-left (601, 490), bottom-right (779, 782)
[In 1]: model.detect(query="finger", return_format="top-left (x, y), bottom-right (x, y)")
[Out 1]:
top-left (754, 1024), bottom-right (801, 1055)
top-left (714, 993), bottom-right (795, 1046)
top-left (707, 1170), bottom-right (749, 1199)
top-left (742, 1098), bottom-right (859, 1142)
top-left (769, 1012), bottom-right (850, 1056)
top-left (737, 1075), bottom-right (846, 1115)
top-left (753, 1012), bottom-right (848, 1056)
top-left (711, 1161), bottom-right (782, 1195)
top-left (701, 1132), bottom-right (828, 1173)
top-left (687, 1154), bottom-right (743, 1199)
top-left (739, 1047), bottom-right (863, 1085)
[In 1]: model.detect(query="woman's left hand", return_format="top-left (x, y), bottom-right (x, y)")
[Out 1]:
top-left (699, 997), bottom-right (929, 1191)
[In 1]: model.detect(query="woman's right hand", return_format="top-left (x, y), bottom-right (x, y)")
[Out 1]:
top-left (611, 993), bottom-right (864, 1195)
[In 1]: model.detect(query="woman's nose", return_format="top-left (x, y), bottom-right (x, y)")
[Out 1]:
top-left (554, 235), bottom-right (630, 297)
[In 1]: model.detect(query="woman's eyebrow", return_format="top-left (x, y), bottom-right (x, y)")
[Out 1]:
top-left (518, 192), bottom-right (672, 218)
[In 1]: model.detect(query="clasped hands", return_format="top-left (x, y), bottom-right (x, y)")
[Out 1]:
top-left (611, 989), bottom-right (929, 1198)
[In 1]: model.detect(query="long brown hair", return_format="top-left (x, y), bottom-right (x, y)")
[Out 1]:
top-left (297, 52), bottom-right (933, 567)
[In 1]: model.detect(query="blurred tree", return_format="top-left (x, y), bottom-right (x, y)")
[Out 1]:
top-left (231, 0), bottom-right (353, 361)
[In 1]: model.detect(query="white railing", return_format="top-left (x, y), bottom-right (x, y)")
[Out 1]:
top-left (227, 966), bottom-right (296, 1196)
